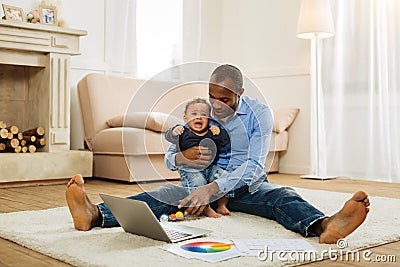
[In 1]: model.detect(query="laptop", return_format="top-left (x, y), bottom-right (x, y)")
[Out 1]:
top-left (99, 194), bottom-right (212, 243)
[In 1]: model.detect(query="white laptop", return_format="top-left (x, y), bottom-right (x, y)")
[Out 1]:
top-left (99, 194), bottom-right (211, 243)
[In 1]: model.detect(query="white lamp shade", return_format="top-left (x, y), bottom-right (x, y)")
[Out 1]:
top-left (297, 0), bottom-right (335, 39)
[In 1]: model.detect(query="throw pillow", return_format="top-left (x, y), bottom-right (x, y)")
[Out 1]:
top-left (273, 108), bottom-right (300, 133)
top-left (106, 112), bottom-right (182, 132)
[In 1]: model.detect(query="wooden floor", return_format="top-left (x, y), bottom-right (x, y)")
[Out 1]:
top-left (0, 174), bottom-right (399, 266)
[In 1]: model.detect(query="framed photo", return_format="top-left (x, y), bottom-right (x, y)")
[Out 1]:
top-left (2, 4), bottom-right (25, 22)
top-left (39, 5), bottom-right (58, 26)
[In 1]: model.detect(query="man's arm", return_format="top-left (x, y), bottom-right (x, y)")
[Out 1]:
top-left (164, 144), bottom-right (214, 171)
top-left (214, 106), bottom-right (273, 194)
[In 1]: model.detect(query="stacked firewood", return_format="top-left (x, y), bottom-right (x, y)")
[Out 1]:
top-left (0, 121), bottom-right (46, 153)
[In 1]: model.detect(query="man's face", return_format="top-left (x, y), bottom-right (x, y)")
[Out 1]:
top-left (208, 77), bottom-right (242, 119)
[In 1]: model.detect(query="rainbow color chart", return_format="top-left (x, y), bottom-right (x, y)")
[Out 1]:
top-left (181, 241), bottom-right (234, 253)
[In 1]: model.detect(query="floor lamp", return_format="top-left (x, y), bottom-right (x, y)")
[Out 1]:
top-left (296, 0), bottom-right (336, 180)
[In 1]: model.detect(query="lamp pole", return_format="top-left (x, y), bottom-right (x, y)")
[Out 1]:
top-left (296, 0), bottom-right (336, 179)
top-left (315, 35), bottom-right (320, 177)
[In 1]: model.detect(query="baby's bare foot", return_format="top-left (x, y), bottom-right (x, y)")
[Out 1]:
top-left (216, 205), bottom-right (231, 216)
top-left (203, 206), bottom-right (222, 218)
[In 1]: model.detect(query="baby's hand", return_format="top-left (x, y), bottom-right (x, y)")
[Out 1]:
top-left (210, 125), bottom-right (220, 135)
top-left (172, 125), bottom-right (185, 136)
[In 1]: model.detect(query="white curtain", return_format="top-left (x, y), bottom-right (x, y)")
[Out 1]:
top-left (104, 0), bottom-right (201, 78)
top-left (322, 0), bottom-right (400, 182)
top-left (105, 0), bottom-right (138, 76)
top-left (182, 0), bottom-right (202, 62)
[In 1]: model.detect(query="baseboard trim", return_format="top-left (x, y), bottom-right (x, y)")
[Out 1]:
top-left (278, 164), bottom-right (309, 175)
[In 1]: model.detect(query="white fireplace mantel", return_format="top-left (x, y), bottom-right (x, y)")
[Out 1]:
top-left (0, 20), bottom-right (92, 183)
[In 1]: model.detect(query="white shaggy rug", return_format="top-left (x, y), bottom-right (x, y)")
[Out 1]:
top-left (0, 188), bottom-right (399, 267)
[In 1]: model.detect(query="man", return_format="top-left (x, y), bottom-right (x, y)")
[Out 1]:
top-left (66, 64), bottom-right (370, 244)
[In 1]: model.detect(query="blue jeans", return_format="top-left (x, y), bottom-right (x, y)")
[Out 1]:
top-left (179, 165), bottom-right (234, 198)
top-left (97, 179), bottom-right (326, 237)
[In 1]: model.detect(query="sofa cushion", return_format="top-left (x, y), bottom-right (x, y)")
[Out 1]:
top-left (91, 128), bottom-right (170, 155)
top-left (106, 112), bottom-right (182, 133)
top-left (273, 108), bottom-right (300, 133)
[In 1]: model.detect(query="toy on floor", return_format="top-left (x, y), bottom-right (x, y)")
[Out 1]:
top-left (159, 211), bottom-right (187, 222)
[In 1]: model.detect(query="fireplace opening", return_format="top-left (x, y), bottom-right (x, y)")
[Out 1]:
top-left (0, 64), bottom-right (47, 152)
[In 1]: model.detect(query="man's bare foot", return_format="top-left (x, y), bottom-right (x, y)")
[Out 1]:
top-left (66, 174), bottom-right (100, 231)
top-left (319, 191), bottom-right (370, 244)
top-left (203, 205), bottom-right (222, 218)
top-left (216, 205), bottom-right (231, 216)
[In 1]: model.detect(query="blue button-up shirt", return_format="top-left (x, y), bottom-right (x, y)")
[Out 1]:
top-left (164, 95), bottom-right (273, 194)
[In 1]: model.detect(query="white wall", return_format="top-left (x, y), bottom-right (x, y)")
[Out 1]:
top-left (62, 0), bottom-right (107, 150)
top-left (2, 0), bottom-right (312, 174)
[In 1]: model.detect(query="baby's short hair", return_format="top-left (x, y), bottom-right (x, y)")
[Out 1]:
top-left (184, 98), bottom-right (211, 114)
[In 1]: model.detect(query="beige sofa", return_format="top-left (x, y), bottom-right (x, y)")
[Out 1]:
top-left (77, 73), bottom-right (298, 182)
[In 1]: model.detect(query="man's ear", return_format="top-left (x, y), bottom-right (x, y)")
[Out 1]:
top-left (238, 88), bottom-right (244, 97)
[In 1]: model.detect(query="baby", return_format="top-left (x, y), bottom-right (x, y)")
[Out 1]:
top-left (165, 98), bottom-right (232, 217)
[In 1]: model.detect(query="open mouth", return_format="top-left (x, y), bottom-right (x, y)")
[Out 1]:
top-left (193, 121), bottom-right (204, 128)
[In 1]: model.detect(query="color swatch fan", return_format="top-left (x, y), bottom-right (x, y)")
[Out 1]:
top-left (181, 241), bottom-right (234, 253)
top-left (163, 238), bottom-right (241, 262)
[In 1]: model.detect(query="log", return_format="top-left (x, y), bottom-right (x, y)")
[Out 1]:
top-left (6, 125), bottom-right (18, 135)
top-left (28, 145), bottom-right (36, 153)
top-left (23, 135), bottom-right (36, 143)
top-left (20, 139), bottom-right (27, 146)
top-left (21, 146), bottom-right (28, 153)
top-left (6, 138), bottom-right (19, 149)
top-left (34, 138), bottom-right (46, 148)
top-left (15, 132), bottom-right (23, 140)
top-left (0, 121), bottom-right (6, 128)
top-left (0, 143), bottom-right (5, 151)
top-left (14, 146), bottom-right (22, 153)
top-left (7, 132), bottom-right (13, 139)
top-left (0, 128), bottom-right (8, 139)
top-left (23, 127), bottom-right (45, 137)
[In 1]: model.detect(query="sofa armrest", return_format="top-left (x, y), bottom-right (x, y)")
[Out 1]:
top-left (269, 131), bottom-right (288, 152)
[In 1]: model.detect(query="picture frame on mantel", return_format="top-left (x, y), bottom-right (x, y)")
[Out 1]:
top-left (39, 5), bottom-right (58, 26)
top-left (2, 4), bottom-right (25, 22)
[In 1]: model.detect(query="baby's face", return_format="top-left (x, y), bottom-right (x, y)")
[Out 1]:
top-left (184, 103), bottom-right (210, 134)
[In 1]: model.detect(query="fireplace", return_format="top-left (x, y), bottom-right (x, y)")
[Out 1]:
top-left (1, 64), bottom-right (48, 150)
top-left (0, 20), bottom-right (92, 183)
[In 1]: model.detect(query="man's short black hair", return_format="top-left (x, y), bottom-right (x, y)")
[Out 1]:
top-left (210, 64), bottom-right (243, 93)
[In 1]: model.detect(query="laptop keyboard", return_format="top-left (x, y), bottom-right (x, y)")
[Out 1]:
top-left (164, 227), bottom-right (192, 240)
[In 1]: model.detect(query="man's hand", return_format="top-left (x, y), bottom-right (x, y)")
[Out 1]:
top-left (209, 125), bottom-right (220, 135)
top-left (175, 146), bottom-right (213, 169)
top-left (178, 182), bottom-right (220, 216)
